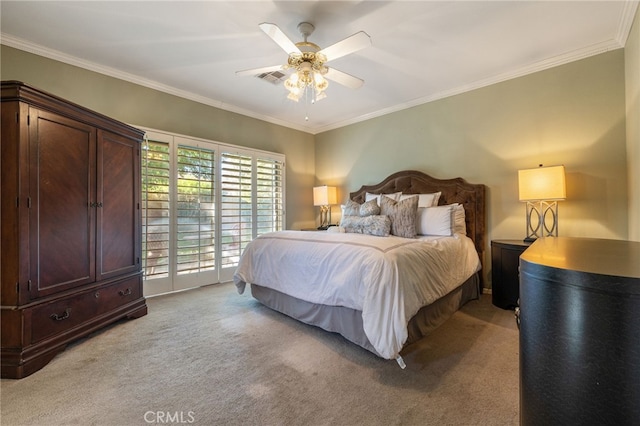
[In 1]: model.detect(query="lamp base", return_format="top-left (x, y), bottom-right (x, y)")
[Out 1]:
top-left (524, 200), bottom-right (559, 241)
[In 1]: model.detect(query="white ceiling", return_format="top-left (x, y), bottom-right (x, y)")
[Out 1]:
top-left (1, 1), bottom-right (637, 134)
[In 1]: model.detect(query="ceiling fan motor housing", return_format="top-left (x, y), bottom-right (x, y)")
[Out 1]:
top-left (297, 22), bottom-right (315, 39)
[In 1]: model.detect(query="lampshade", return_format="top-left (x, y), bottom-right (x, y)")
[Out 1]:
top-left (518, 165), bottom-right (566, 201)
top-left (313, 186), bottom-right (337, 206)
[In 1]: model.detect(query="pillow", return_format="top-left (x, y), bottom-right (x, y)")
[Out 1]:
top-left (341, 199), bottom-right (361, 217)
top-left (341, 215), bottom-right (391, 237)
top-left (380, 195), bottom-right (419, 238)
top-left (416, 204), bottom-right (455, 236)
top-left (359, 198), bottom-right (381, 216)
top-left (365, 191), bottom-right (402, 206)
top-left (327, 226), bottom-right (346, 233)
top-left (340, 199), bottom-right (381, 227)
top-left (453, 203), bottom-right (466, 234)
top-left (399, 192), bottom-right (441, 208)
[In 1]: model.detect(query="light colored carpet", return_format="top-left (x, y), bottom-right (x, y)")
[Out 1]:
top-left (1, 283), bottom-right (519, 426)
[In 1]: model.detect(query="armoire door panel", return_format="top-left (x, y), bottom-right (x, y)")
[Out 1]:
top-left (29, 109), bottom-right (96, 298)
top-left (96, 130), bottom-right (140, 280)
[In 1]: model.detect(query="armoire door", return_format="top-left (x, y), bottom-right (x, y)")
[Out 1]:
top-left (96, 129), bottom-right (141, 280)
top-left (29, 108), bottom-right (97, 298)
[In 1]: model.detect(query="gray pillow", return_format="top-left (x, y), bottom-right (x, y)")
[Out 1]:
top-left (380, 195), bottom-right (419, 238)
top-left (341, 215), bottom-right (391, 237)
top-left (342, 199), bottom-right (361, 217)
top-left (359, 198), bottom-right (381, 216)
top-left (340, 199), bottom-right (381, 228)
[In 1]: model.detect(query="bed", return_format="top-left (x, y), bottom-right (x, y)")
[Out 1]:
top-left (234, 170), bottom-right (486, 367)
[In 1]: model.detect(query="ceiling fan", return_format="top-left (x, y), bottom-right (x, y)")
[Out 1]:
top-left (237, 22), bottom-right (371, 102)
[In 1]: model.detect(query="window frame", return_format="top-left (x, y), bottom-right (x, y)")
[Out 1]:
top-left (140, 127), bottom-right (285, 296)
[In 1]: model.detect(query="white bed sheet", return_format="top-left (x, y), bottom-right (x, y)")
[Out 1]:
top-left (233, 230), bottom-right (481, 359)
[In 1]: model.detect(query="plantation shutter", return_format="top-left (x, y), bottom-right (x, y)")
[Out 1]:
top-left (142, 140), bottom-right (170, 280)
top-left (175, 145), bottom-right (215, 276)
top-left (256, 157), bottom-right (284, 235)
top-left (220, 151), bottom-right (253, 269)
top-left (140, 127), bottom-right (285, 296)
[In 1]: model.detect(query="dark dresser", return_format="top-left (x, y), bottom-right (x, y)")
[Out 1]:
top-left (518, 237), bottom-right (640, 425)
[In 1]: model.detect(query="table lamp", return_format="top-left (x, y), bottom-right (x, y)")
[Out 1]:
top-left (313, 185), bottom-right (337, 230)
top-left (518, 164), bottom-right (566, 242)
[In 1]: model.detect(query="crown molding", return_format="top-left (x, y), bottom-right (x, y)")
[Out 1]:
top-left (616, 1), bottom-right (640, 45)
top-left (302, 1), bottom-right (640, 134)
top-left (312, 36), bottom-right (627, 134)
top-left (314, 31), bottom-right (630, 134)
top-left (3, 0), bottom-right (636, 138)
top-left (0, 33), bottom-right (314, 134)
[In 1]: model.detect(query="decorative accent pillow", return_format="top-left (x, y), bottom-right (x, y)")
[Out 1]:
top-left (365, 191), bottom-right (402, 206)
top-left (359, 198), bottom-right (381, 216)
top-left (340, 198), bottom-right (382, 227)
top-left (327, 226), bottom-right (346, 233)
top-left (399, 192), bottom-right (441, 208)
top-left (380, 195), bottom-right (419, 238)
top-left (341, 215), bottom-right (391, 237)
top-left (416, 204), bottom-right (455, 236)
top-left (341, 199), bottom-right (361, 217)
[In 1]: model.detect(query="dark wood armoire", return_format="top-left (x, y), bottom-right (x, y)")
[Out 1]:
top-left (1, 81), bottom-right (148, 379)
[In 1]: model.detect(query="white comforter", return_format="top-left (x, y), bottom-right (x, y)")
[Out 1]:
top-left (233, 230), bottom-right (481, 359)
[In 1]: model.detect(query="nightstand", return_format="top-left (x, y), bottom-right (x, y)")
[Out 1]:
top-left (491, 239), bottom-right (531, 309)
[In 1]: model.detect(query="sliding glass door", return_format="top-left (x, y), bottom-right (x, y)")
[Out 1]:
top-left (141, 129), bottom-right (284, 296)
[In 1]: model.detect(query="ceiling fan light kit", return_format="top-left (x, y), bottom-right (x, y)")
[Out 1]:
top-left (283, 22), bottom-right (329, 103)
top-left (237, 21), bottom-right (371, 115)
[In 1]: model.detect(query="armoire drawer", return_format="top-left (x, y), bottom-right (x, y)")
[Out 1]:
top-left (30, 289), bottom-right (102, 344)
top-left (96, 275), bottom-right (142, 314)
top-left (29, 275), bottom-right (142, 345)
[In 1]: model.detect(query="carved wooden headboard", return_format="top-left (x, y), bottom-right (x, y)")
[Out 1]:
top-left (350, 170), bottom-right (486, 277)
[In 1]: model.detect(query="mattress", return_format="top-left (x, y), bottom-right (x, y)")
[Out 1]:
top-left (234, 230), bottom-right (481, 359)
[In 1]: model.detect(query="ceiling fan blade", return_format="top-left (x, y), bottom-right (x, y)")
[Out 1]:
top-left (236, 65), bottom-right (284, 76)
top-left (325, 68), bottom-right (364, 89)
top-left (318, 31), bottom-right (371, 62)
top-left (259, 22), bottom-right (301, 55)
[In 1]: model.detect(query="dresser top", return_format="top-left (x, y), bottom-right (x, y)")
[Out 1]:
top-left (521, 237), bottom-right (640, 279)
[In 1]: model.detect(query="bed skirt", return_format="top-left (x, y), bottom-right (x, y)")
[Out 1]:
top-left (250, 273), bottom-right (481, 358)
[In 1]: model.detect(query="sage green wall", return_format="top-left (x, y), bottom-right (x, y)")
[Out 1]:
top-left (315, 50), bottom-right (628, 286)
top-left (626, 6), bottom-right (640, 242)
top-left (2, 42), bottom-right (633, 284)
top-left (0, 45), bottom-right (317, 230)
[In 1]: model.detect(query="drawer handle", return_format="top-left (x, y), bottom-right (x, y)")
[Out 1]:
top-left (50, 308), bottom-right (71, 321)
top-left (118, 288), bottom-right (132, 296)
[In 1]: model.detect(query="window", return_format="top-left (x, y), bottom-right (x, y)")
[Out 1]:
top-left (141, 129), bottom-right (285, 296)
